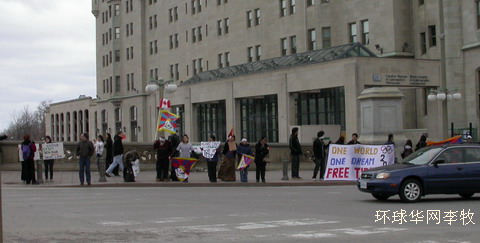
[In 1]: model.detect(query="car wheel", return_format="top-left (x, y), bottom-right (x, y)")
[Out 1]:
top-left (459, 193), bottom-right (474, 199)
top-left (399, 179), bottom-right (422, 203)
top-left (372, 193), bottom-right (391, 201)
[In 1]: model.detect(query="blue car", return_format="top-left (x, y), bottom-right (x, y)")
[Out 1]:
top-left (357, 144), bottom-right (480, 202)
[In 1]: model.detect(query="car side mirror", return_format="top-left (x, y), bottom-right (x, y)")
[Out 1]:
top-left (432, 160), bottom-right (445, 167)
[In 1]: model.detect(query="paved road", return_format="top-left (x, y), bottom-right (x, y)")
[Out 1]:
top-left (3, 186), bottom-right (479, 242)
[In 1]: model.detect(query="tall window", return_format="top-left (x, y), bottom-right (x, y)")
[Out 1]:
top-left (477, 0), bottom-right (480, 29)
top-left (361, 20), bottom-right (369, 44)
top-left (115, 108), bottom-right (122, 133)
top-left (115, 4), bottom-right (120, 15)
top-left (240, 95), bottom-right (279, 143)
top-left (247, 11), bottom-right (253, 27)
top-left (420, 32), bottom-right (426, 54)
top-left (218, 53), bottom-right (224, 68)
top-left (198, 26), bottom-right (203, 41)
top-left (192, 59), bottom-right (197, 75)
top-left (115, 27), bottom-right (120, 39)
top-left (428, 25), bottom-right (437, 47)
top-left (217, 20), bottom-right (222, 35)
top-left (255, 45), bottom-right (262, 60)
top-left (255, 9), bottom-right (261, 25)
top-left (308, 29), bottom-right (316, 50)
top-left (307, 0), bottom-right (315, 6)
top-left (130, 106), bottom-right (138, 142)
top-left (295, 87), bottom-right (346, 131)
top-left (115, 76), bottom-right (121, 92)
top-left (290, 35), bottom-right (297, 54)
top-left (197, 101), bottom-right (227, 142)
top-left (349, 22), bottom-right (357, 43)
top-left (280, 0), bottom-right (287, 17)
top-left (225, 52), bottom-right (230, 67)
top-left (224, 18), bottom-right (229, 34)
top-left (289, 0), bottom-right (296, 14)
top-left (281, 38), bottom-right (288, 56)
top-left (322, 27), bottom-right (331, 48)
top-left (247, 47), bottom-right (254, 62)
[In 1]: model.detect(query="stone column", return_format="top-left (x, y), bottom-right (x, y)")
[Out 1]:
top-left (357, 87), bottom-right (408, 158)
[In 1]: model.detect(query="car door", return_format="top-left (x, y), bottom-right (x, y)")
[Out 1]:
top-left (462, 147), bottom-right (480, 192)
top-left (424, 148), bottom-right (465, 194)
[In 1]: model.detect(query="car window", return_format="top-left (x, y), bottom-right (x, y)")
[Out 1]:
top-left (403, 146), bottom-right (442, 165)
top-left (435, 148), bottom-right (463, 164)
top-left (464, 147), bottom-right (480, 163)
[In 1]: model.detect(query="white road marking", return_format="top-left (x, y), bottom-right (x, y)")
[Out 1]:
top-left (329, 226), bottom-right (408, 235)
top-left (179, 224), bottom-right (230, 233)
top-left (290, 232), bottom-right (336, 239)
top-left (99, 221), bottom-right (141, 226)
top-left (152, 217), bottom-right (193, 224)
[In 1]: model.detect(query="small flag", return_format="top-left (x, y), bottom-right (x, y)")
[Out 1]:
top-left (427, 135), bottom-right (462, 147)
top-left (160, 98), bottom-right (171, 109)
top-left (227, 128), bottom-right (234, 139)
top-left (171, 157), bottom-right (197, 181)
top-left (237, 154), bottom-right (254, 171)
top-left (157, 110), bottom-right (180, 134)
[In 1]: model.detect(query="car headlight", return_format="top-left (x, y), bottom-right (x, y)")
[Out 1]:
top-left (376, 172), bottom-right (390, 179)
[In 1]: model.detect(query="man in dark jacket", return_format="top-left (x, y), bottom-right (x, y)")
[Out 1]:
top-left (76, 133), bottom-right (94, 185)
top-left (313, 131), bottom-right (330, 181)
top-left (289, 127), bottom-right (303, 179)
top-left (154, 137), bottom-right (172, 181)
top-left (105, 132), bottom-right (124, 177)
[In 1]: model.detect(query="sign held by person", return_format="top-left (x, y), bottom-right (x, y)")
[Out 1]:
top-left (42, 142), bottom-right (66, 160)
top-left (200, 141), bottom-right (221, 159)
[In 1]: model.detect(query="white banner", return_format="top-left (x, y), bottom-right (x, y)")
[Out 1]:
top-left (42, 142), bottom-right (65, 160)
top-left (324, 144), bottom-right (395, 181)
top-left (200, 141), bottom-right (221, 159)
top-left (18, 143), bottom-right (40, 161)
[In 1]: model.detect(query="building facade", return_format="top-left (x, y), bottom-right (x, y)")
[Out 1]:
top-left (46, 0), bottom-right (480, 143)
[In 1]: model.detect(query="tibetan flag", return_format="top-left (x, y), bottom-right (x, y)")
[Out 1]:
top-left (171, 157), bottom-right (197, 181)
top-left (160, 98), bottom-right (171, 109)
top-left (427, 135), bottom-right (463, 147)
top-left (157, 110), bottom-right (180, 134)
top-left (237, 154), bottom-right (254, 171)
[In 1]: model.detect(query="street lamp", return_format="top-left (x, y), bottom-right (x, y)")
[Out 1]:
top-left (427, 89), bottom-right (462, 102)
top-left (145, 78), bottom-right (177, 94)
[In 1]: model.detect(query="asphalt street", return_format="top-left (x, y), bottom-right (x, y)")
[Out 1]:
top-left (3, 185), bottom-right (479, 242)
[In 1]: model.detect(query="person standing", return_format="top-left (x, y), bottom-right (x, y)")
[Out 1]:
top-left (168, 132), bottom-right (181, 181)
top-left (104, 133), bottom-right (114, 175)
top-left (289, 127), bottom-right (303, 179)
top-left (385, 134), bottom-right (395, 145)
top-left (206, 135), bottom-right (220, 183)
top-left (415, 134), bottom-right (427, 151)
top-left (237, 138), bottom-right (253, 183)
top-left (95, 135), bottom-right (105, 175)
top-left (312, 131), bottom-right (330, 181)
top-left (347, 133), bottom-right (361, 144)
top-left (255, 137), bottom-right (270, 183)
top-left (43, 136), bottom-right (55, 182)
top-left (76, 133), bottom-right (94, 185)
top-left (154, 136), bottom-right (172, 182)
top-left (105, 132), bottom-right (124, 177)
top-left (175, 134), bottom-right (194, 182)
top-left (334, 136), bottom-right (345, 145)
top-left (21, 135), bottom-right (37, 185)
top-left (218, 135), bottom-right (237, 181)
top-left (401, 140), bottom-right (414, 159)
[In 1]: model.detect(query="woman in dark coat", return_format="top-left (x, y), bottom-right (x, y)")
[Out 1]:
top-left (105, 133), bottom-right (114, 174)
top-left (20, 134), bottom-right (37, 185)
top-left (218, 135), bottom-right (237, 181)
top-left (415, 135), bottom-right (427, 151)
top-left (255, 136), bottom-right (270, 183)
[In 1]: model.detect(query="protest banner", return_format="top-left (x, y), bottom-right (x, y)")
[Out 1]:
top-left (171, 157), bottom-right (198, 181)
top-left (237, 154), bottom-right (254, 170)
top-left (18, 143), bottom-right (41, 162)
top-left (325, 144), bottom-right (395, 181)
top-left (200, 141), bottom-right (221, 159)
top-left (42, 142), bottom-right (65, 160)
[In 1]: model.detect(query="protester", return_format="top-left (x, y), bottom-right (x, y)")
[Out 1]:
top-left (168, 132), bottom-right (181, 181)
top-left (312, 131), bottom-right (330, 181)
top-left (218, 135), bottom-right (237, 181)
top-left (415, 134), bottom-right (427, 151)
top-left (347, 133), bottom-right (361, 144)
top-left (206, 135), bottom-right (220, 183)
top-left (255, 136), bottom-right (270, 183)
top-left (175, 134), bottom-right (194, 182)
top-left (20, 134), bottom-right (37, 185)
top-left (104, 133), bottom-right (114, 175)
top-left (105, 132), bottom-right (124, 177)
top-left (385, 134), bottom-right (395, 145)
top-left (237, 138), bottom-right (253, 183)
top-left (401, 140), bottom-right (414, 159)
top-left (334, 136), bottom-right (345, 145)
top-left (76, 133), bottom-right (94, 185)
top-left (154, 136), bottom-right (172, 182)
top-left (43, 136), bottom-right (55, 182)
top-left (95, 135), bottom-right (105, 175)
top-left (289, 127), bottom-right (303, 179)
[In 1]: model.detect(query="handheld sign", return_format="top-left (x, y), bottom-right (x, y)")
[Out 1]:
top-left (42, 142), bottom-right (66, 160)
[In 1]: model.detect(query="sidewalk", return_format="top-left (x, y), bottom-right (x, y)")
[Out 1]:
top-left (1, 170), bottom-right (356, 188)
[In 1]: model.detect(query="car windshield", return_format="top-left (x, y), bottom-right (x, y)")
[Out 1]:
top-left (402, 146), bottom-right (443, 165)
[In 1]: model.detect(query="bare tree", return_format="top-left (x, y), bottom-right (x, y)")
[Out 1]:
top-left (1, 100), bottom-right (51, 141)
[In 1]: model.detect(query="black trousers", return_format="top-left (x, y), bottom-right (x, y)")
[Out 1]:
top-left (313, 158), bottom-right (326, 179)
top-left (256, 162), bottom-right (266, 182)
top-left (44, 159), bottom-right (54, 180)
top-left (24, 159), bottom-right (36, 184)
top-left (291, 154), bottom-right (300, 178)
top-left (207, 161), bottom-right (218, 182)
top-left (156, 158), bottom-right (169, 180)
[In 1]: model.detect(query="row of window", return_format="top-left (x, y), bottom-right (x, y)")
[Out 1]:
top-left (168, 7), bottom-right (179, 22)
top-left (102, 74), bottom-right (136, 94)
top-left (348, 20), bottom-right (369, 44)
top-left (149, 15), bottom-right (158, 30)
top-left (101, 4), bottom-right (120, 24)
top-left (125, 0), bottom-right (133, 13)
top-left (50, 110), bottom-right (89, 142)
top-left (149, 40), bottom-right (159, 55)
top-left (102, 77), bottom-right (113, 94)
top-left (247, 45), bottom-right (262, 62)
top-left (169, 34), bottom-right (179, 49)
top-left (420, 25), bottom-right (436, 55)
top-left (217, 18), bottom-right (229, 36)
top-left (280, 0), bottom-right (296, 17)
top-left (125, 22), bottom-right (133, 37)
top-left (246, 9), bottom-right (261, 27)
top-left (101, 29), bottom-right (112, 46)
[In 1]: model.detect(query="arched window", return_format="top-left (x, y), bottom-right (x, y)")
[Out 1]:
top-left (85, 109), bottom-right (89, 134)
top-left (66, 112), bottom-right (71, 141)
top-left (60, 113), bottom-right (64, 141)
top-left (101, 109), bottom-right (108, 135)
top-left (73, 111), bottom-right (78, 141)
top-left (79, 110), bottom-right (84, 135)
top-left (115, 108), bottom-right (122, 133)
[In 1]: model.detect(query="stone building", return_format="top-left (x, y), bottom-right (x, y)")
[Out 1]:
top-left (46, 0), bottom-right (480, 144)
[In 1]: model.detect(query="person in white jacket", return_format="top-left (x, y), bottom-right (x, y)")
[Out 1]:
top-left (95, 135), bottom-right (105, 173)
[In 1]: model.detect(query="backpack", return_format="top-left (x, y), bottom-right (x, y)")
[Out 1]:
top-left (21, 144), bottom-right (31, 161)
